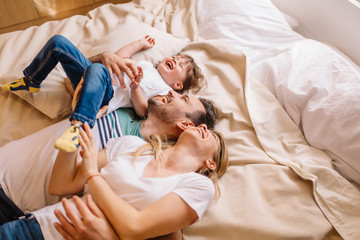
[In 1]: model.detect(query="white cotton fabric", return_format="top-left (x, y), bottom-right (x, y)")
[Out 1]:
top-left (107, 60), bottom-right (171, 114)
top-left (197, 0), bottom-right (360, 188)
top-left (33, 135), bottom-right (214, 240)
top-left (1, 1), bottom-right (360, 239)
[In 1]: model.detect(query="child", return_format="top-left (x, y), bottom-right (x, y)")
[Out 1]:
top-left (2, 35), bottom-right (204, 152)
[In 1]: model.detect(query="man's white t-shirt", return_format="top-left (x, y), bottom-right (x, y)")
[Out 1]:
top-left (107, 60), bottom-right (171, 113)
top-left (33, 135), bottom-right (215, 239)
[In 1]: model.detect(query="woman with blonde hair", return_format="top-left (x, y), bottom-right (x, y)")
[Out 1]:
top-left (0, 122), bottom-right (228, 240)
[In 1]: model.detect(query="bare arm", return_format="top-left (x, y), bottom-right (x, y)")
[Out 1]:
top-left (88, 177), bottom-right (197, 240)
top-left (130, 66), bottom-right (148, 118)
top-left (86, 36), bottom-right (153, 88)
top-left (48, 125), bottom-right (108, 196)
top-left (88, 54), bottom-right (102, 63)
top-left (55, 195), bottom-right (183, 240)
top-left (77, 123), bottom-right (197, 239)
top-left (115, 35), bottom-right (155, 58)
top-left (55, 195), bottom-right (119, 240)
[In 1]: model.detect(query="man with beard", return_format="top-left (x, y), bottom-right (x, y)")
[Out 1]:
top-left (95, 89), bottom-right (216, 150)
top-left (48, 78), bottom-right (216, 240)
top-left (0, 52), bottom-right (216, 240)
top-left (0, 89), bottom-right (216, 240)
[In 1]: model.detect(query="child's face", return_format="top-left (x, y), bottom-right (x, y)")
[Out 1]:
top-left (157, 55), bottom-right (188, 91)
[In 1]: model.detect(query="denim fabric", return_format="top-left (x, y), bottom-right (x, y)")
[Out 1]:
top-left (71, 63), bottom-right (113, 127)
top-left (0, 189), bottom-right (24, 225)
top-left (0, 214), bottom-right (44, 240)
top-left (23, 35), bottom-right (113, 127)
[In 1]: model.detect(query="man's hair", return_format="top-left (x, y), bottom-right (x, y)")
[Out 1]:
top-left (186, 98), bottom-right (216, 129)
top-left (176, 54), bottom-right (205, 94)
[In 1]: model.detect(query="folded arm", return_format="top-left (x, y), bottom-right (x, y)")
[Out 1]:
top-left (62, 123), bottom-right (197, 239)
top-left (87, 176), bottom-right (197, 240)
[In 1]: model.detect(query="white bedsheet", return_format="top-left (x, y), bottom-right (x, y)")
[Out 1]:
top-left (197, 0), bottom-right (360, 189)
top-left (1, 0), bottom-right (360, 239)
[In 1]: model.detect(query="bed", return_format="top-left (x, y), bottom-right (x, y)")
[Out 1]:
top-left (1, 0), bottom-right (360, 239)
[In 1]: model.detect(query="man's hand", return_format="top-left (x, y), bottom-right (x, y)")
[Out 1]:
top-left (100, 52), bottom-right (138, 88)
top-left (54, 195), bottom-right (119, 240)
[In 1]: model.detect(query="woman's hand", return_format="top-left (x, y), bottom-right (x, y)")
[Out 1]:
top-left (78, 123), bottom-right (100, 179)
top-left (54, 195), bottom-right (119, 240)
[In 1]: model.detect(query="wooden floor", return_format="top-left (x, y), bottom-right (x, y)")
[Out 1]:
top-left (0, 0), bottom-right (130, 34)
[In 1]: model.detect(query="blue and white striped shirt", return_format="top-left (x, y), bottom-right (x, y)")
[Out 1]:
top-left (96, 108), bottom-right (143, 149)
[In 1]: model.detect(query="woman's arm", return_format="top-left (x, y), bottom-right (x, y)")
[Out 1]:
top-left (88, 176), bottom-right (197, 240)
top-left (55, 195), bottom-right (183, 240)
top-left (55, 195), bottom-right (119, 240)
top-left (77, 123), bottom-right (197, 239)
top-left (48, 125), bottom-right (108, 196)
top-left (115, 35), bottom-right (155, 59)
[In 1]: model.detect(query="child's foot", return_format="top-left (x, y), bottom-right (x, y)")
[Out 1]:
top-left (54, 125), bottom-right (80, 152)
top-left (1, 77), bottom-right (40, 93)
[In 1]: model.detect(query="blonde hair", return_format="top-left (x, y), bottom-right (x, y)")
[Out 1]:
top-left (196, 130), bottom-right (229, 199)
top-left (132, 135), bottom-right (174, 168)
top-left (132, 131), bottom-right (229, 200)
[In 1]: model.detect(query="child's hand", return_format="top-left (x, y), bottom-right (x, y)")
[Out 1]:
top-left (130, 66), bottom-right (143, 89)
top-left (141, 35), bottom-right (155, 50)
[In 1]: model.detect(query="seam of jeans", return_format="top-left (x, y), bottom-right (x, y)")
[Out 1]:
top-left (25, 48), bottom-right (55, 83)
top-left (25, 47), bottom-right (89, 84)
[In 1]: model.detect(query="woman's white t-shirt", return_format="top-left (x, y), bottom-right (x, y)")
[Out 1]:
top-left (107, 60), bottom-right (171, 113)
top-left (33, 135), bottom-right (215, 239)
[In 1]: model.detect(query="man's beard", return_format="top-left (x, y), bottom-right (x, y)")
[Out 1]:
top-left (147, 98), bottom-right (184, 123)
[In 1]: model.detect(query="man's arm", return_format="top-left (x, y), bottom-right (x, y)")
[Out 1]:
top-left (86, 36), bottom-right (153, 88)
top-left (90, 52), bottom-right (139, 88)
top-left (115, 35), bottom-right (155, 58)
top-left (88, 53), bottom-right (102, 63)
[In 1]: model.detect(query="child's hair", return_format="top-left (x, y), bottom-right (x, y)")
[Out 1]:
top-left (176, 53), bottom-right (205, 94)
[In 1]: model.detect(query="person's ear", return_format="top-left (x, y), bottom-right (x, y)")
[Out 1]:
top-left (176, 120), bottom-right (194, 131)
top-left (173, 82), bottom-right (183, 91)
top-left (205, 159), bottom-right (216, 171)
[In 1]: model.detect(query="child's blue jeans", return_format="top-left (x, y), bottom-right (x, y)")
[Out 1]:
top-left (23, 35), bottom-right (113, 127)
